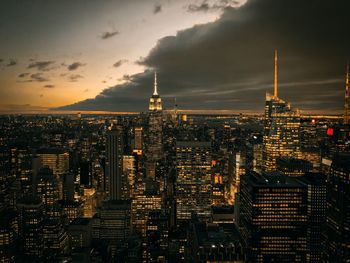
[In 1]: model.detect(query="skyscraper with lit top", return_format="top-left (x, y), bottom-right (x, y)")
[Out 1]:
top-left (263, 50), bottom-right (302, 171)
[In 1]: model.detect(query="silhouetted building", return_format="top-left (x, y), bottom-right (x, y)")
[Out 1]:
top-left (324, 153), bottom-right (350, 262)
top-left (106, 124), bottom-right (124, 200)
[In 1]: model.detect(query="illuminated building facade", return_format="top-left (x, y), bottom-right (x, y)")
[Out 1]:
top-left (37, 148), bottom-right (69, 199)
top-left (131, 178), bottom-right (162, 237)
top-left (263, 51), bottom-right (302, 171)
top-left (176, 141), bottom-right (212, 221)
top-left (106, 124), bottom-right (124, 200)
top-left (239, 171), bottom-right (308, 262)
top-left (323, 153), bottom-right (350, 262)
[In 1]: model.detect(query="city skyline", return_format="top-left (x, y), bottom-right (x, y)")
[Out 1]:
top-left (1, 0), bottom-right (349, 114)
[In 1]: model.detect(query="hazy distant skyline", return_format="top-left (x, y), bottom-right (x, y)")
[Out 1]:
top-left (0, 0), bottom-right (349, 114)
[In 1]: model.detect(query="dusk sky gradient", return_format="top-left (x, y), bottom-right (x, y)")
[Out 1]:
top-left (0, 0), bottom-right (349, 114)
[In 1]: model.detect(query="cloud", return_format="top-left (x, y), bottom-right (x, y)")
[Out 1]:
top-left (84, 89), bottom-right (89, 92)
top-left (187, 0), bottom-right (246, 12)
top-left (154, 3), bottom-right (162, 14)
top-left (68, 74), bottom-right (83, 82)
top-left (30, 73), bottom-right (49, 82)
top-left (7, 59), bottom-right (17, 67)
top-left (18, 73), bottom-right (30, 78)
top-left (27, 61), bottom-right (55, 71)
top-left (113, 59), bottom-right (128, 68)
top-left (43, 84), bottom-right (55, 88)
top-left (57, 0), bottom-right (350, 113)
top-left (67, 62), bottom-right (85, 71)
top-left (101, 30), bottom-right (119, 39)
top-left (40, 94), bottom-right (44, 98)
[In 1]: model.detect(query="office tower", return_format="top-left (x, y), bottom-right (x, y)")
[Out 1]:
top-left (37, 148), bottom-right (70, 199)
top-left (176, 141), bottom-right (212, 221)
top-left (276, 157), bottom-right (312, 177)
top-left (263, 51), bottom-right (302, 171)
top-left (323, 153), bottom-right (350, 262)
top-left (298, 172), bottom-right (326, 263)
top-left (37, 148), bottom-right (69, 177)
top-left (145, 211), bottom-right (169, 262)
top-left (36, 167), bottom-right (60, 215)
top-left (42, 218), bottom-right (69, 257)
top-left (132, 127), bottom-right (143, 156)
top-left (131, 177), bottom-right (162, 237)
top-left (106, 124), bottom-right (124, 200)
top-left (97, 200), bottom-right (131, 259)
top-left (17, 197), bottom-right (44, 258)
top-left (146, 72), bottom-right (163, 165)
top-left (239, 171), bottom-right (308, 262)
top-left (253, 143), bottom-right (263, 172)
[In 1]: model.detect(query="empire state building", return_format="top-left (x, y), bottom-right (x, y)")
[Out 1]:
top-left (149, 72), bottom-right (162, 111)
top-left (146, 72), bottom-right (163, 177)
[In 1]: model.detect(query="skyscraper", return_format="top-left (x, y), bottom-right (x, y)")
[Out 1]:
top-left (106, 124), bottom-right (124, 200)
top-left (146, 72), bottom-right (163, 176)
top-left (239, 171), bottom-right (308, 262)
top-left (176, 141), bottom-right (212, 221)
top-left (323, 153), bottom-right (350, 262)
top-left (263, 51), bottom-right (302, 171)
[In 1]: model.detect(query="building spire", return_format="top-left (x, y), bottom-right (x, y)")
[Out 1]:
top-left (274, 49), bottom-right (278, 99)
top-left (153, 71), bottom-right (158, 96)
top-left (345, 62), bottom-right (349, 124)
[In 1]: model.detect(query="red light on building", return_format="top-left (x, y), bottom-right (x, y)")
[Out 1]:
top-left (327, 128), bottom-right (334, 136)
top-left (212, 160), bottom-right (217, 167)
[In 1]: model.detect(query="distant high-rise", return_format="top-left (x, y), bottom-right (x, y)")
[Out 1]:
top-left (106, 124), bottom-right (124, 200)
top-left (176, 141), bottom-right (212, 221)
top-left (239, 171), bottom-right (308, 262)
top-left (263, 51), bottom-right (302, 171)
top-left (344, 63), bottom-right (349, 124)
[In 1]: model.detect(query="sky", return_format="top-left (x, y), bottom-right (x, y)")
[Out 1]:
top-left (0, 0), bottom-right (349, 114)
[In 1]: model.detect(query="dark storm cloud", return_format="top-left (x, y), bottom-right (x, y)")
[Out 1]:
top-left (153, 3), bottom-right (162, 14)
top-left (58, 0), bottom-right (350, 113)
top-left (27, 61), bottom-right (55, 71)
top-left (43, 84), bottom-right (55, 88)
top-left (67, 62), bottom-right (85, 71)
top-left (7, 59), bottom-right (17, 67)
top-left (101, 30), bottom-right (119, 40)
top-left (113, 59), bottom-right (128, 68)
